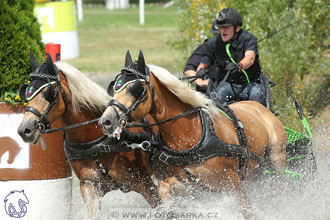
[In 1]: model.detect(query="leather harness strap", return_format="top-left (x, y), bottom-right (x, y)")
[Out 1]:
top-left (215, 102), bottom-right (252, 179)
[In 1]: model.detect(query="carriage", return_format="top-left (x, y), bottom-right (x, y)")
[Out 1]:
top-left (260, 75), bottom-right (316, 181)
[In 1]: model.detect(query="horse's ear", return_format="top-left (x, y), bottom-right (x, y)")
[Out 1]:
top-left (30, 51), bottom-right (39, 70)
top-left (137, 50), bottom-right (146, 74)
top-left (125, 50), bottom-right (133, 66)
top-left (46, 53), bottom-right (57, 76)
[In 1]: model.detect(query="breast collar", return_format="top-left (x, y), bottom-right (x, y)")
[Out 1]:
top-left (151, 108), bottom-right (260, 168)
top-left (63, 133), bottom-right (132, 161)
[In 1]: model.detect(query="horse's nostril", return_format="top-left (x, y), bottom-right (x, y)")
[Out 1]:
top-left (103, 119), bottom-right (112, 127)
top-left (24, 128), bottom-right (33, 136)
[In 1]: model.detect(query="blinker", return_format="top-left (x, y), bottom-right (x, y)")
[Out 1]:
top-left (44, 83), bottom-right (56, 103)
top-left (19, 80), bottom-right (56, 102)
top-left (19, 84), bottom-right (29, 101)
top-left (106, 80), bottom-right (116, 96)
top-left (128, 79), bottom-right (144, 99)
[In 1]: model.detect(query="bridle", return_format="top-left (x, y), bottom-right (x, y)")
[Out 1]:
top-left (22, 66), bottom-right (68, 132)
top-left (107, 66), bottom-right (154, 127)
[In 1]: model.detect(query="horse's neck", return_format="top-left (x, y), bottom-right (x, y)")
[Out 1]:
top-left (150, 75), bottom-right (202, 151)
top-left (62, 99), bottom-right (104, 143)
top-left (58, 72), bottom-right (104, 143)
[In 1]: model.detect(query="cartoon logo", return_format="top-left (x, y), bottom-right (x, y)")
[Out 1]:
top-left (4, 190), bottom-right (29, 218)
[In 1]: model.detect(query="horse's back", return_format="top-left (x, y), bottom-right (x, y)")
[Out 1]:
top-left (229, 100), bottom-right (285, 134)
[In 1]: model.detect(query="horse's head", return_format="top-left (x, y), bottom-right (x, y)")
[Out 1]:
top-left (99, 50), bottom-right (153, 137)
top-left (17, 52), bottom-right (67, 143)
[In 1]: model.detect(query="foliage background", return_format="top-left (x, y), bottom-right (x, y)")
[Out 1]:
top-left (170, 0), bottom-right (330, 130)
top-left (0, 0), bottom-right (44, 102)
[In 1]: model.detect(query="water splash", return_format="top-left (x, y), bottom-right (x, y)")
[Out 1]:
top-left (71, 123), bottom-right (330, 220)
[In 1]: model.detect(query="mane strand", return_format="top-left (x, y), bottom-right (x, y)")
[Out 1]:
top-left (55, 62), bottom-right (111, 112)
top-left (147, 64), bottom-right (218, 116)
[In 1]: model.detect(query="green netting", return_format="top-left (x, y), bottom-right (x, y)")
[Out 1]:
top-left (285, 126), bottom-right (310, 144)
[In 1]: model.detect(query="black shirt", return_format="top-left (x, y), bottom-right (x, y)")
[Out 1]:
top-left (184, 39), bottom-right (217, 82)
top-left (201, 29), bottom-right (261, 85)
top-left (184, 44), bottom-right (204, 72)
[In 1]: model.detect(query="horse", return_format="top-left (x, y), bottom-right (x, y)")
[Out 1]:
top-left (98, 50), bottom-right (287, 220)
top-left (17, 53), bottom-right (161, 220)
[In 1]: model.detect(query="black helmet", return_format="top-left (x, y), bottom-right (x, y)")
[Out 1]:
top-left (210, 19), bottom-right (219, 34)
top-left (216, 8), bottom-right (242, 27)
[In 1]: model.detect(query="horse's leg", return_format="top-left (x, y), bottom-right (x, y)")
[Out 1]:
top-left (80, 181), bottom-right (103, 220)
top-left (267, 124), bottom-right (287, 175)
top-left (224, 169), bottom-right (257, 220)
top-left (158, 176), bottom-right (187, 206)
top-left (130, 172), bottom-right (162, 208)
top-left (109, 155), bottom-right (162, 208)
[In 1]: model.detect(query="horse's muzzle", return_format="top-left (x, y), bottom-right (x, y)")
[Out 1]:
top-left (17, 119), bottom-right (40, 143)
top-left (98, 117), bottom-right (113, 133)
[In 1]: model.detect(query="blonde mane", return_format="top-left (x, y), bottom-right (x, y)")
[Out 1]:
top-left (55, 61), bottom-right (111, 112)
top-left (148, 64), bottom-right (218, 116)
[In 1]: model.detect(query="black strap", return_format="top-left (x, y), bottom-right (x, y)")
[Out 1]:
top-left (25, 106), bottom-right (42, 117)
top-left (43, 118), bottom-right (100, 134)
top-left (108, 99), bottom-right (129, 113)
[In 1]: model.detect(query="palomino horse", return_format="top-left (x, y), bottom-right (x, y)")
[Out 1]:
top-left (17, 53), bottom-right (160, 220)
top-left (98, 51), bottom-right (287, 219)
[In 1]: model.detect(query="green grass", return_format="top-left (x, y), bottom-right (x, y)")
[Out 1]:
top-left (66, 5), bottom-right (179, 75)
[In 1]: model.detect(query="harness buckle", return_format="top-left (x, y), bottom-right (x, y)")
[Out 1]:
top-left (103, 144), bottom-right (112, 153)
top-left (238, 121), bottom-right (244, 129)
top-left (141, 141), bottom-right (151, 151)
top-left (129, 141), bottom-right (150, 151)
top-left (159, 152), bottom-right (171, 164)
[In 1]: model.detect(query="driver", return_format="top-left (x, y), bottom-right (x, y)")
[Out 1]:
top-left (197, 8), bottom-right (265, 104)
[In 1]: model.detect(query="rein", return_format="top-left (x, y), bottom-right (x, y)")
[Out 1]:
top-left (42, 117), bottom-right (100, 134)
top-left (126, 107), bottom-right (201, 128)
top-left (179, 65), bottom-right (218, 82)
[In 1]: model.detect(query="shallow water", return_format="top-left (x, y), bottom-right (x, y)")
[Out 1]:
top-left (71, 123), bottom-right (330, 220)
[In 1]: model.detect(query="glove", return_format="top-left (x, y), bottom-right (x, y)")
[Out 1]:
top-left (225, 61), bottom-right (241, 74)
top-left (196, 68), bottom-right (207, 79)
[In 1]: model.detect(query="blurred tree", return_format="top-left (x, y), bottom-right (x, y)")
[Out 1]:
top-left (0, 0), bottom-right (44, 102)
top-left (170, 0), bottom-right (329, 128)
top-left (169, 0), bottom-right (224, 69)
